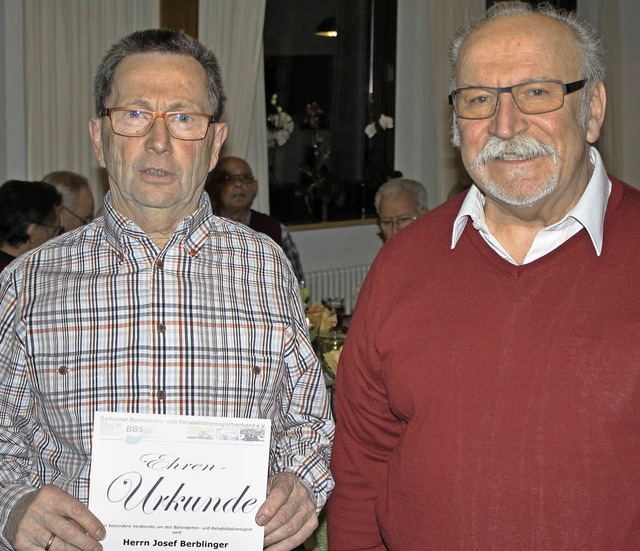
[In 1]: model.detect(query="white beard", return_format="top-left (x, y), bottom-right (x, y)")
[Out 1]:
top-left (470, 135), bottom-right (560, 207)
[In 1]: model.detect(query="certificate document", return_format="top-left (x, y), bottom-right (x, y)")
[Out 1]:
top-left (89, 412), bottom-right (271, 550)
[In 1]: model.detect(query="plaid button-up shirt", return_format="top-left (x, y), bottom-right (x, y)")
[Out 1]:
top-left (0, 193), bottom-right (334, 543)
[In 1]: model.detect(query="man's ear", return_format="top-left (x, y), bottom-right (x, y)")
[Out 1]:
top-left (208, 123), bottom-right (228, 172)
top-left (25, 223), bottom-right (38, 243)
top-left (586, 81), bottom-right (606, 144)
top-left (88, 118), bottom-right (107, 168)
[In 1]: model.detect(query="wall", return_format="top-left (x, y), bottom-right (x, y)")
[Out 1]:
top-left (291, 222), bottom-right (381, 274)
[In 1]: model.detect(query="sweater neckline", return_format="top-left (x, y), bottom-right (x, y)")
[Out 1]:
top-left (461, 176), bottom-right (624, 279)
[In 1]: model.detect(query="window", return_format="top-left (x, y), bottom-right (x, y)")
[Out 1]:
top-left (264, 0), bottom-right (397, 224)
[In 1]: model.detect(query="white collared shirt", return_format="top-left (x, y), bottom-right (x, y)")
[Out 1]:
top-left (451, 147), bottom-right (611, 264)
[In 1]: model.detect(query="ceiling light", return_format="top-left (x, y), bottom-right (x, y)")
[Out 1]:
top-left (315, 16), bottom-right (338, 38)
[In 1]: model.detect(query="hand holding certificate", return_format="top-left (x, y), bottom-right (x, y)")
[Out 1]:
top-left (89, 412), bottom-right (271, 550)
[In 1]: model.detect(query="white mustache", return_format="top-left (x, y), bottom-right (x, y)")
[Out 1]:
top-left (472, 136), bottom-right (559, 169)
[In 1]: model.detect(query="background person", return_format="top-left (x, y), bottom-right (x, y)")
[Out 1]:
top-left (206, 156), bottom-right (305, 282)
top-left (0, 29), bottom-right (333, 551)
top-left (0, 180), bottom-right (62, 272)
top-left (42, 170), bottom-right (95, 232)
top-left (328, 2), bottom-right (639, 550)
top-left (374, 178), bottom-right (428, 242)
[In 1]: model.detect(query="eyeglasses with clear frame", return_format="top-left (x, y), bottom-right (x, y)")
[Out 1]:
top-left (100, 108), bottom-right (215, 141)
top-left (214, 174), bottom-right (257, 185)
top-left (61, 206), bottom-right (92, 226)
top-left (377, 216), bottom-right (418, 231)
top-left (448, 79), bottom-right (587, 120)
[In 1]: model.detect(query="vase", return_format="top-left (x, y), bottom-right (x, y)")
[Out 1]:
top-left (314, 329), bottom-right (346, 387)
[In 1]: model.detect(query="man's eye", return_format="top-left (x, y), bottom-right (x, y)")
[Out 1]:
top-left (127, 110), bottom-right (143, 119)
top-left (175, 113), bottom-right (192, 123)
top-left (528, 87), bottom-right (550, 97)
top-left (469, 94), bottom-right (490, 105)
top-left (521, 83), bottom-right (555, 98)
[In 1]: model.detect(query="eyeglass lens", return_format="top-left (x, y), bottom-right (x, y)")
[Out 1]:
top-left (378, 216), bottom-right (416, 229)
top-left (62, 206), bottom-right (91, 225)
top-left (217, 174), bottom-right (256, 184)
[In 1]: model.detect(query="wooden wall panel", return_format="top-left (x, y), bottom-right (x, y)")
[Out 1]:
top-left (159, 0), bottom-right (199, 38)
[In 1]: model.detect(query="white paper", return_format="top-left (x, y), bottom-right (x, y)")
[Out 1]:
top-left (89, 412), bottom-right (271, 550)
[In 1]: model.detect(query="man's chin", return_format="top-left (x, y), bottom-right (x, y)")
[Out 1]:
top-left (482, 176), bottom-right (558, 208)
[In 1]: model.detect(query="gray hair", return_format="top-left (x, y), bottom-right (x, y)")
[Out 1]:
top-left (93, 29), bottom-right (226, 120)
top-left (374, 178), bottom-right (428, 214)
top-left (43, 171), bottom-right (90, 202)
top-left (448, 1), bottom-right (606, 147)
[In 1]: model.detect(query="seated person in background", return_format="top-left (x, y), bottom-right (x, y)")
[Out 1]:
top-left (375, 178), bottom-right (428, 242)
top-left (43, 170), bottom-right (95, 231)
top-left (206, 156), bottom-right (305, 282)
top-left (0, 180), bottom-right (62, 272)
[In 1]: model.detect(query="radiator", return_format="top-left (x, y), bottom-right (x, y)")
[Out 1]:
top-left (305, 264), bottom-right (371, 314)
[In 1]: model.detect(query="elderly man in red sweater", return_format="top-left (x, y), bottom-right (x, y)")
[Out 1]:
top-left (328, 2), bottom-right (640, 550)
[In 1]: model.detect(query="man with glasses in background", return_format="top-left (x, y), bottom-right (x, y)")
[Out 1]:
top-left (329, 2), bottom-right (640, 549)
top-left (0, 180), bottom-right (63, 273)
top-left (0, 29), bottom-right (333, 551)
top-left (43, 170), bottom-right (95, 232)
top-left (374, 178), bottom-right (428, 242)
top-left (206, 156), bottom-right (304, 282)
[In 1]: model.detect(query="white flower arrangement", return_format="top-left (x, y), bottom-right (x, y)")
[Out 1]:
top-left (267, 94), bottom-right (294, 147)
top-left (364, 113), bottom-right (394, 138)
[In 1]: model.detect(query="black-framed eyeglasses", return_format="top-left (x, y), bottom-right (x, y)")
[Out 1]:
top-left (36, 223), bottom-right (65, 236)
top-left (214, 174), bottom-right (257, 185)
top-left (448, 79), bottom-right (587, 120)
top-left (100, 108), bottom-right (215, 141)
top-left (62, 206), bottom-right (92, 226)
top-left (377, 216), bottom-right (417, 231)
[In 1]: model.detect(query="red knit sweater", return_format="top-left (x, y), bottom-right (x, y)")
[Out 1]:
top-left (328, 177), bottom-right (640, 550)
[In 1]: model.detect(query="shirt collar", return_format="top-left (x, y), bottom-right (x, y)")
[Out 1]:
top-left (451, 146), bottom-right (611, 255)
top-left (104, 191), bottom-right (215, 256)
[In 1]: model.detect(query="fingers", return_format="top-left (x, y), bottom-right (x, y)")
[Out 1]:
top-left (7, 485), bottom-right (105, 551)
top-left (257, 473), bottom-right (318, 551)
top-left (263, 506), bottom-right (318, 551)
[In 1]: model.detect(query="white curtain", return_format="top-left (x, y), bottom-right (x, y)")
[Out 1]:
top-left (578, 0), bottom-right (638, 186)
top-left (23, 0), bottom-right (158, 206)
top-left (395, 1), bottom-right (485, 207)
top-left (198, 0), bottom-right (270, 213)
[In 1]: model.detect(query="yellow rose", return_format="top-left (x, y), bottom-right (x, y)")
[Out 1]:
top-left (323, 346), bottom-right (343, 375)
top-left (307, 303), bottom-right (337, 333)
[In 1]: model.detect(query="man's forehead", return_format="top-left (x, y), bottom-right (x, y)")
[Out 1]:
top-left (457, 14), bottom-right (580, 85)
top-left (109, 52), bottom-right (209, 104)
top-left (217, 160), bottom-right (252, 174)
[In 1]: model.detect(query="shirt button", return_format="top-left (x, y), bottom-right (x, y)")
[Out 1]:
top-left (158, 323), bottom-right (166, 334)
top-left (58, 365), bottom-right (68, 375)
top-left (251, 366), bottom-right (261, 375)
top-left (472, 221), bottom-right (481, 231)
top-left (156, 259), bottom-right (164, 269)
top-left (118, 252), bottom-right (125, 261)
top-left (157, 389), bottom-right (166, 401)
top-left (189, 249), bottom-right (197, 257)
